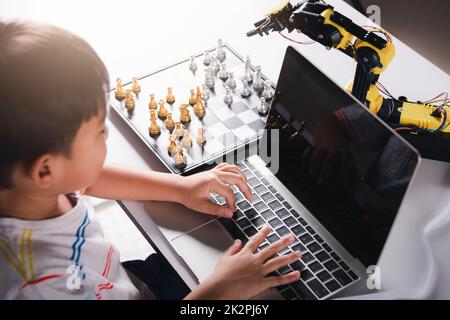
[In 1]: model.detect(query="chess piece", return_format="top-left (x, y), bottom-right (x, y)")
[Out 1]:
top-left (148, 110), bottom-right (161, 136)
top-left (205, 70), bottom-right (215, 90)
top-left (216, 39), bottom-right (226, 63)
top-left (223, 85), bottom-right (233, 106)
top-left (166, 87), bottom-right (175, 104)
top-left (196, 86), bottom-right (202, 99)
top-left (243, 55), bottom-right (253, 83)
top-left (218, 63), bottom-right (228, 81)
top-left (262, 80), bottom-right (274, 100)
top-left (225, 72), bottom-right (236, 89)
top-left (124, 89), bottom-right (135, 112)
top-left (174, 122), bottom-right (184, 139)
top-left (173, 143), bottom-right (187, 169)
top-left (201, 84), bottom-right (210, 102)
top-left (179, 104), bottom-right (191, 124)
top-left (167, 134), bottom-right (177, 155)
top-left (194, 94), bottom-right (206, 119)
top-left (196, 127), bottom-right (206, 146)
top-left (132, 77), bottom-right (141, 95)
top-left (188, 89), bottom-right (196, 106)
top-left (165, 112), bottom-right (175, 131)
top-left (115, 78), bottom-right (126, 101)
top-left (210, 55), bottom-right (220, 75)
top-left (149, 93), bottom-right (157, 110)
top-left (203, 50), bottom-right (212, 66)
top-left (182, 130), bottom-right (192, 148)
top-left (253, 65), bottom-right (264, 94)
top-left (240, 80), bottom-right (251, 98)
top-left (158, 99), bottom-right (168, 120)
top-left (257, 97), bottom-right (269, 116)
top-left (189, 55), bottom-right (198, 73)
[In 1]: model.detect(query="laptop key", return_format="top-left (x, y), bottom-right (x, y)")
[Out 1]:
top-left (339, 261), bottom-right (350, 271)
top-left (268, 185), bottom-right (277, 193)
top-left (216, 196), bottom-right (226, 205)
top-left (267, 233), bottom-right (280, 243)
top-left (324, 260), bottom-right (339, 272)
top-left (275, 193), bottom-right (284, 201)
top-left (348, 270), bottom-right (359, 280)
top-left (251, 216), bottom-right (266, 228)
top-left (237, 218), bottom-right (251, 229)
top-left (292, 243), bottom-right (306, 253)
top-left (317, 270), bottom-right (332, 283)
top-left (254, 170), bottom-right (263, 178)
top-left (299, 233), bottom-right (314, 245)
top-left (280, 288), bottom-right (298, 300)
top-left (290, 209), bottom-right (300, 218)
top-left (322, 243), bottom-right (333, 252)
top-left (282, 201), bottom-right (292, 210)
top-left (254, 184), bottom-right (268, 195)
top-left (261, 209), bottom-right (275, 220)
top-left (260, 177), bottom-right (270, 186)
top-left (242, 169), bottom-right (254, 179)
top-left (308, 261), bottom-right (324, 273)
top-left (261, 192), bottom-right (275, 203)
top-left (234, 192), bottom-right (244, 202)
top-left (275, 208), bottom-right (290, 219)
top-left (325, 279), bottom-right (341, 293)
top-left (283, 216), bottom-right (297, 227)
top-left (291, 224), bottom-right (306, 236)
top-left (277, 265), bottom-right (292, 275)
top-left (330, 252), bottom-right (341, 261)
top-left (276, 226), bottom-right (290, 237)
top-left (291, 280), bottom-right (316, 300)
top-left (300, 269), bottom-right (314, 282)
top-left (232, 210), bottom-right (244, 220)
top-left (258, 242), bottom-right (269, 251)
top-left (307, 279), bottom-right (329, 299)
top-left (237, 162), bottom-right (247, 170)
top-left (243, 226), bottom-right (258, 237)
top-left (244, 208), bottom-right (258, 220)
top-left (250, 194), bottom-right (261, 204)
top-left (306, 226), bottom-right (316, 235)
top-left (290, 260), bottom-right (305, 271)
top-left (307, 242), bottom-right (322, 254)
top-left (315, 251), bottom-right (331, 263)
top-left (298, 217), bottom-right (308, 226)
top-left (268, 200), bottom-right (282, 211)
top-left (237, 200), bottom-right (251, 211)
top-left (314, 234), bottom-right (325, 244)
top-left (247, 177), bottom-right (260, 187)
top-left (253, 201), bottom-right (268, 213)
top-left (268, 218), bottom-right (282, 228)
top-left (301, 252), bottom-right (314, 264)
top-left (332, 269), bottom-right (352, 286)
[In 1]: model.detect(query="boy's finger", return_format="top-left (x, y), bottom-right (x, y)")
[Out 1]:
top-left (264, 271), bottom-right (300, 288)
top-left (244, 225), bottom-right (271, 252)
top-left (225, 239), bottom-right (243, 256)
top-left (256, 234), bottom-right (295, 262)
top-left (218, 164), bottom-right (248, 183)
top-left (211, 180), bottom-right (236, 211)
top-left (203, 200), bottom-right (234, 218)
top-left (215, 163), bottom-right (228, 169)
top-left (262, 251), bottom-right (302, 274)
top-left (218, 172), bottom-right (253, 201)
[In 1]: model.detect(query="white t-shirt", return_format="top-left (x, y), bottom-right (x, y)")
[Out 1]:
top-left (0, 193), bottom-right (141, 300)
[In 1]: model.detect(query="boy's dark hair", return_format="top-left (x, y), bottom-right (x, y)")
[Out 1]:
top-left (0, 21), bottom-right (109, 189)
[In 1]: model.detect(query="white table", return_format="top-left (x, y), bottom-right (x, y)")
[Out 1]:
top-left (2, 0), bottom-right (450, 298)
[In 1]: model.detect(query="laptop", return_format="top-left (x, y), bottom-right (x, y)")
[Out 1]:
top-left (142, 46), bottom-right (421, 300)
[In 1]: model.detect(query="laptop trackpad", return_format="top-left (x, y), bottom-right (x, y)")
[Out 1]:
top-left (171, 219), bottom-right (234, 282)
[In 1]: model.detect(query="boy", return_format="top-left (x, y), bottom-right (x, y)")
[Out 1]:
top-left (0, 21), bottom-right (301, 299)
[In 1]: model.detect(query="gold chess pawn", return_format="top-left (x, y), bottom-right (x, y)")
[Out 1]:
top-left (179, 104), bottom-right (191, 124)
top-left (174, 122), bottom-right (184, 139)
top-left (196, 127), bottom-right (206, 146)
top-left (149, 93), bottom-right (157, 110)
top-left (194, 94), bottom-right (206, 119)
top-left (167, 134), bottom-right (177, 155)
top-left (173, 143), bottom-right (187, 169)
top-left (182, 130), bottom-right (192, 148)
top-left (166, 87), bottom-right (175, 104)
top-left (158, 100), bottom-right (168, 120)
top-left (148, 110), bottom-right (161, 137)
top-left (115, 78), bottom-right (126, 101)
top-left (165, 112), bottom-right (175, 131)
top-left (132, 77), bottom-right (141, 95)
top-left (124, 89), bottom-right (135, 111)
top-left (188, 89), bottom-right (196, 106)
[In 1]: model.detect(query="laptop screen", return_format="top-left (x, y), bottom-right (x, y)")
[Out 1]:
top-left (264, 46), bottom-right (419, 267)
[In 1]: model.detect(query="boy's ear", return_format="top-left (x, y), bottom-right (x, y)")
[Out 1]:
top-left (30, 155), bottom-right (57, 189)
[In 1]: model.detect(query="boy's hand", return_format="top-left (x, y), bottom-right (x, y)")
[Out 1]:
top-left (196, 226), bottom-right (302, 300)
top-left (177, 163), bottom-right (253, 218)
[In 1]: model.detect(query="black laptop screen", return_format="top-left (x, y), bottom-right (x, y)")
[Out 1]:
top-left (264, 47), bottom-right (419, 267)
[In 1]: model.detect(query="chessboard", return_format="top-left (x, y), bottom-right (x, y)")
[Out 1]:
top-left (109, 41), bottom-right (274, 174)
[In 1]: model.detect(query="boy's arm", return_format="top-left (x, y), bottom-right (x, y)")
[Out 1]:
top-left (84, 163), bottom-right (253, 218)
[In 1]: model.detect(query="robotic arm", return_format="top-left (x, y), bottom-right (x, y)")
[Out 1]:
top-left (248, 0), bottom-right (450, 133)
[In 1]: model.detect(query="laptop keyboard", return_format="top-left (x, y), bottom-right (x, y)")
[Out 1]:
top-left (211, 160), bottom-right (360, 300)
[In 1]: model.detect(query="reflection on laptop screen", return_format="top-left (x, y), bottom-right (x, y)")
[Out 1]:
top-left (265, 47), bottom-right (419, 267)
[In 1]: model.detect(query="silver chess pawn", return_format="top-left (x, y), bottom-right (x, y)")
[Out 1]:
top-left (216, 39), bottom-right (226, 63)
top-left (243, 55), bottom-right (253, 83)
top-left (240, 80), bottom-right (251, 98)
top-left (223, 85), bottom-right (233, 106)
top-left (210, 55), bottom-right (220, 76)
top-left (262, 80), bottom-right (274, 100)
top-left (225, 72), bottom-right (236, 89)
top-left (253, 65), bottom-right (264, 94)
top-left (201, 84), bottom-right (210, 102)
top-left (189, 55), bottom-right (198, 73)
top-left (205, 67), bottom-right (215, 89)
top-left (257, 97), bottom-right (269, 116)
top-left (218, 63), bottom-right (229, 81)
top-left (203, 50), bottom-right (212, 66)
